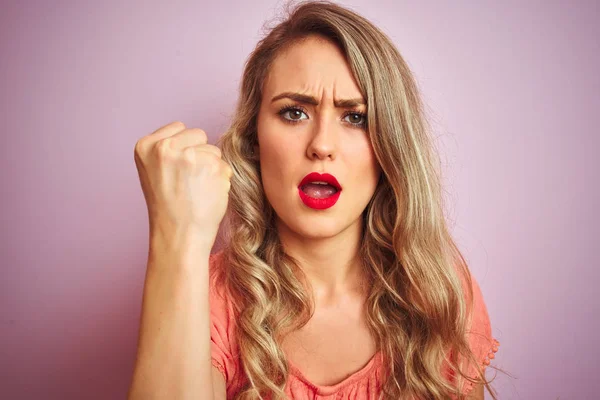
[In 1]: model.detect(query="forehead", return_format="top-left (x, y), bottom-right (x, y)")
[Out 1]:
top-left (262, 35), bottom-right (363, 98)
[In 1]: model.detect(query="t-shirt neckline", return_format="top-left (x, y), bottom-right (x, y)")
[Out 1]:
top-left (287, 350), bottom-right (382, 395)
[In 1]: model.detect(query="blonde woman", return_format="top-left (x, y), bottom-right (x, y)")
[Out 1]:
top-left (129, 1), bottom-right (501, 399)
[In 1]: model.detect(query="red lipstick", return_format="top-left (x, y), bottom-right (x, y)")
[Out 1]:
top-left (298, 172), bottom-right (342, 210)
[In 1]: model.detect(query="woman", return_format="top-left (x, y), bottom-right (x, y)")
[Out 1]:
top-left (129, 1), bottom-right (501, 399)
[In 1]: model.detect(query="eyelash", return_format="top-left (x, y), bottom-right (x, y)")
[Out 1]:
top-left (277, 104), bottom-right (368, 129)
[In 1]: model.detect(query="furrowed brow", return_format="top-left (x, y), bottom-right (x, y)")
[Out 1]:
top-left (271, 92), bottom-right (366, 108)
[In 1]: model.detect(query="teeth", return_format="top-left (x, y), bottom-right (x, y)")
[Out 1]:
top-left (311, 181), bottom-right (329, 185)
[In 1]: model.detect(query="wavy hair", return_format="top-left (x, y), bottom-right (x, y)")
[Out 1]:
top-left (216, 1), bottom-right (501, 398)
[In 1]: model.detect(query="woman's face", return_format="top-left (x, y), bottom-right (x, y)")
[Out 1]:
top-left (256, 35), bottom-right (381, 240)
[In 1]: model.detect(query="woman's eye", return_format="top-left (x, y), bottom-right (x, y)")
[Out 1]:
top-left (343, 113), bottom-right (367, 127)
top-left (278, 107), bottom-right (366, 128)
top-left (280, 108), bottom-right (308, 122)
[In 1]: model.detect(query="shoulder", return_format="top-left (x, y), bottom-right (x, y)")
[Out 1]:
top-left (465, 272), bottom-right (498, 356)
top-left (466, 273), bottom-right (491, 337)
top-left (462, 270), bottom-right (500, 396)
top-left (451, 262), bottom-right (495, 341)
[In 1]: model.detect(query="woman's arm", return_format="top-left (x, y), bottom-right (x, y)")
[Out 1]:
top-left (128, 231), bottom-right (216, 400)
top-left (212, 366), bottom-right (227, 399)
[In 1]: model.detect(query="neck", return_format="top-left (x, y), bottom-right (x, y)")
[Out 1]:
top-left (275, 217), bottom-right (367, 303)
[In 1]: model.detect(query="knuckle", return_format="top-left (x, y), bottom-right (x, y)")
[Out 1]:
top-left (211, 145), bottom-right (222, 158)
top-left (205, 151), bottom-right (221, 166)
top-left (134, 138), bottom-right (145, 157)
top-left (205, 153), bottom-right (222, 171)
top-left (154, 121), bottom-right (185, 137)
top-left (194, 128), bottom-right (208, 143)
top-left (182, 147), bottom-right (196, 165)
top-left (155, 138), bottom-right (173, 159)
top-left (201, 145), bottom-right (221, 159)
top-left (221, 161), bottom-right (232, 176)
top-left (199, 148), bottom-right (216, 160)
top-left (195, 151), bottom-right (221, 174)
top-left (171, 120), bottom-right (186, 130)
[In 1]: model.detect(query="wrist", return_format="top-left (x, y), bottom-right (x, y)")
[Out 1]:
top-left (149, 223), bottom-right (215, 259)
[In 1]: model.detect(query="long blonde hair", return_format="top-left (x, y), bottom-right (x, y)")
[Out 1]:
top-left (216, 1), bottom-right (500, 398)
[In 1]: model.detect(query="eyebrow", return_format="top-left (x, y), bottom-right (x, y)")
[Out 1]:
top-left (271, 92), bottom-right (366, 108)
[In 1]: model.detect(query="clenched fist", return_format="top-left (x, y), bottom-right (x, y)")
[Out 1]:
top-left (134, 121), bottom-right (232, 251)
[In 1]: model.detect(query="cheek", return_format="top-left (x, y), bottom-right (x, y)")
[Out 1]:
top-left (368, 150), bottom-right (382, 179)
top-left (258, 146), bottom-right (299, 215)
top-left (351, 138), bottom-right (381, 179)
top-left (258, 118), bottom-right (303, 178)
top-left (259, 145), bottom-right (286, 183)
top-left (258, 133), bottom-right (300, 193)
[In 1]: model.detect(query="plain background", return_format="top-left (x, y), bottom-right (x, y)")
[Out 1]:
top-left (1, 0), bottom-right (598, 399)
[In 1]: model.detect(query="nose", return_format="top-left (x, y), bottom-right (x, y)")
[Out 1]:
top-left (306, 117), bottom-right (337, 161)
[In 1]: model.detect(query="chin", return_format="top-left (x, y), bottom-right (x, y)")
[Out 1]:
top-left (277, 212), bottom-right (344, 240)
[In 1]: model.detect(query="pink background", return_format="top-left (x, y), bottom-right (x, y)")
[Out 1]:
top-left (1, 0), bottom-right (597, 399)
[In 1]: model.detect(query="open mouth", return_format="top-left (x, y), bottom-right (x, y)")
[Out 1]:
top-left (299, 182), bottom-right (339, 199)
top-left (298, 172), bottom-right (342, 210)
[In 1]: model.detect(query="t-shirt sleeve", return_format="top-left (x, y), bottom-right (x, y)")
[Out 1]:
top-left (461, 273), bottom-right (500, 396)
top-left (208, 250), bottom-right (238, 385)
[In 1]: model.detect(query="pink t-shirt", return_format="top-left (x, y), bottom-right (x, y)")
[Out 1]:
top-left (208, 250), bottom-right (499, 399)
